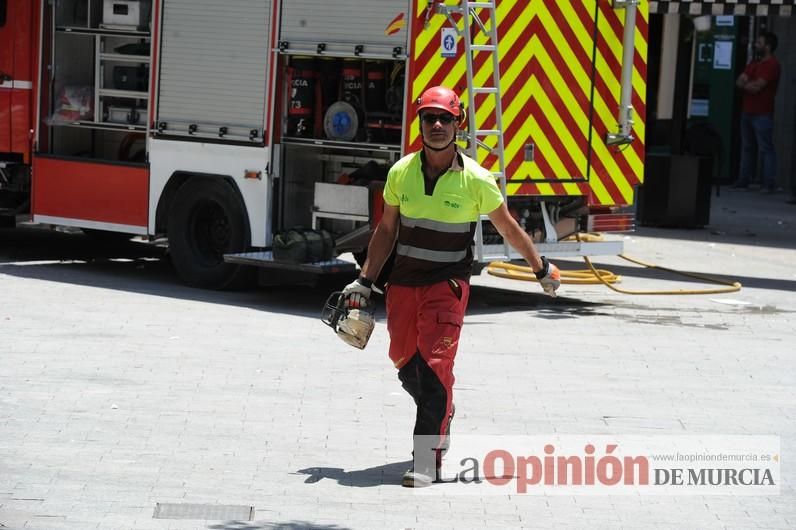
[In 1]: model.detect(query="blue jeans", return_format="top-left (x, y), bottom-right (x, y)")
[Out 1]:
top-left (738, 112), bottom-right (777, 188)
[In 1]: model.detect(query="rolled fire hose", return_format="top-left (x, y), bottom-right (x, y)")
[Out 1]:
top-left (486, 233), bottom-right (742, 295)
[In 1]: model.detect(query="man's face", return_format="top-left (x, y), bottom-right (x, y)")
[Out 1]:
top-left (420, 110), bottom-right (457, 150)
top-left (754, 36), bottom-right (767, 55)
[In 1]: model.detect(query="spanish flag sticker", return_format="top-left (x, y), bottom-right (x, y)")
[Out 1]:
top-left (385, 12), bottom-right (405, 36)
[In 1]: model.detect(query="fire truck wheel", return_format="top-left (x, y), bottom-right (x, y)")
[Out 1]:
top-left (167, 178), bottom-right (252, 290)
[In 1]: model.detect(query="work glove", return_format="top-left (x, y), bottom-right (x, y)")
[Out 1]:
top-left (342, 276), bottom-right (372, 308)
top-left (535, 256), bottom-right (561, 297)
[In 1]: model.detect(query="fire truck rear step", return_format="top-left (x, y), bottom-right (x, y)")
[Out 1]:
top-left (224, 251), bottom-right (357, 275)
top-left (481, 240), bottom-right (623, 260)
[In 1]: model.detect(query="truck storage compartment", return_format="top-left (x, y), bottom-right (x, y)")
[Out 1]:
top-left (50, 128), bottom-right (147, 163)
top-left (42, 0), bottom-right (152, 163)
top-left (154, 0), bottom-right (273, 142)
top-left (280, 55), bottom-right (405, 147)
top-left (279, 0), bottom-right (409, 58)
top-left (275, 143), bottom-right (395, 241)
top-left (270, 1), bottom-right (408, 261)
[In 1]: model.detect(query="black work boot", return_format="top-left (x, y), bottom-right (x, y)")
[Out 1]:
top-left (439, 403), bottom-right (455, 456)
top-left (403, 405), bottom-right (455, 488)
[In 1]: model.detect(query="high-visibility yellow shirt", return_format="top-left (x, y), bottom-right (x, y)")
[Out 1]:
top-left (383, 149), bottom-right (504, 285)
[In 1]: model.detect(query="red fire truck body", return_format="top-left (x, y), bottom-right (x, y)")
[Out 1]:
top-left (1, 0), bottom-right (651, 288)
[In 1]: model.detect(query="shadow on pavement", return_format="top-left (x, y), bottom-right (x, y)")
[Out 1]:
top-left (14, 221), bottom-right (788, 325)
top-left (0, 226), bottom-right (591, 320)
top-left (466, 285), bottom-right (603, 316)
top-left (295, 460), bottom-right (413, 488)
top-left (0, 226), bottom-right (341, 318)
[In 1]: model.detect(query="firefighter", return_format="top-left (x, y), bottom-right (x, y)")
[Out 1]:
top-left (341, 85), bottom-right (561, 487)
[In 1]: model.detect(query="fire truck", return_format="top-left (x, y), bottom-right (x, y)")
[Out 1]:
top-left (1, 0), bottom-right (654, 289)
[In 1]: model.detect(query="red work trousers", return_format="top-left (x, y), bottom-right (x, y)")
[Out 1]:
top-left (386, 279), bottom-right (470, 444)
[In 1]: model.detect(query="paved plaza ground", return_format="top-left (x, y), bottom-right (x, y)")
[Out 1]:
top-left (1, 189), bottom-right (794, 529)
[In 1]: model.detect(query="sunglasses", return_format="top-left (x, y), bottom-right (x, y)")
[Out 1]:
top-left (421, 113), bottom-right (456, 125)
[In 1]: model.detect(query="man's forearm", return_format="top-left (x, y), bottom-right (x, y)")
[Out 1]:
top-left (501, 223), bottom-right (544, 273)
top-left (738, 78), bottom-right (765, 94)
top-left (360, 224), bottom-right (397, 281)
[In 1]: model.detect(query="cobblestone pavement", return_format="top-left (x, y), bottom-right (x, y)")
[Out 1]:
top-left (1, 189), bottom-right (794, 529)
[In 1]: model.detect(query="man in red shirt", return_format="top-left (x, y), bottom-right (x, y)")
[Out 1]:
top-left (734, 31), bottom-right (781, 193)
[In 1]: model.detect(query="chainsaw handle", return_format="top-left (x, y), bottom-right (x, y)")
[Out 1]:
top-left (320, 291), bottom-right (346, 328)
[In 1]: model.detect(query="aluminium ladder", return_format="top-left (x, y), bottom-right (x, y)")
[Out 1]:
top-left (434, 0), bottom-right (509, 261)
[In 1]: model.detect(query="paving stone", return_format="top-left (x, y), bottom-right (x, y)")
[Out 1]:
top-left (1, 192), bottom-right (794, 528)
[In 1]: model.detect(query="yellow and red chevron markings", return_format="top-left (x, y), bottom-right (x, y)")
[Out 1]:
top-left (406, 0), bottom-right (648, 206)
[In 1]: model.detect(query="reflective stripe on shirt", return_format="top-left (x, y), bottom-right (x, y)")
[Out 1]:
top-left (399, 214), bottom-right (471, 234)
top-left (396, 244), bottom-right (468, 263)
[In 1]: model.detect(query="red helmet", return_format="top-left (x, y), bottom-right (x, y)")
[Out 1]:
top-left (416, 86), bottom-right (462, 117)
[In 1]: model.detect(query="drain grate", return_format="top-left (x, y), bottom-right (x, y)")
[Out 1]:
top-left (153, 503), bottom-right (254, 520)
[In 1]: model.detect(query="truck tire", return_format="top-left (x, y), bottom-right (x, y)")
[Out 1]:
top-left (167, 178), bottom-right (251, 289)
